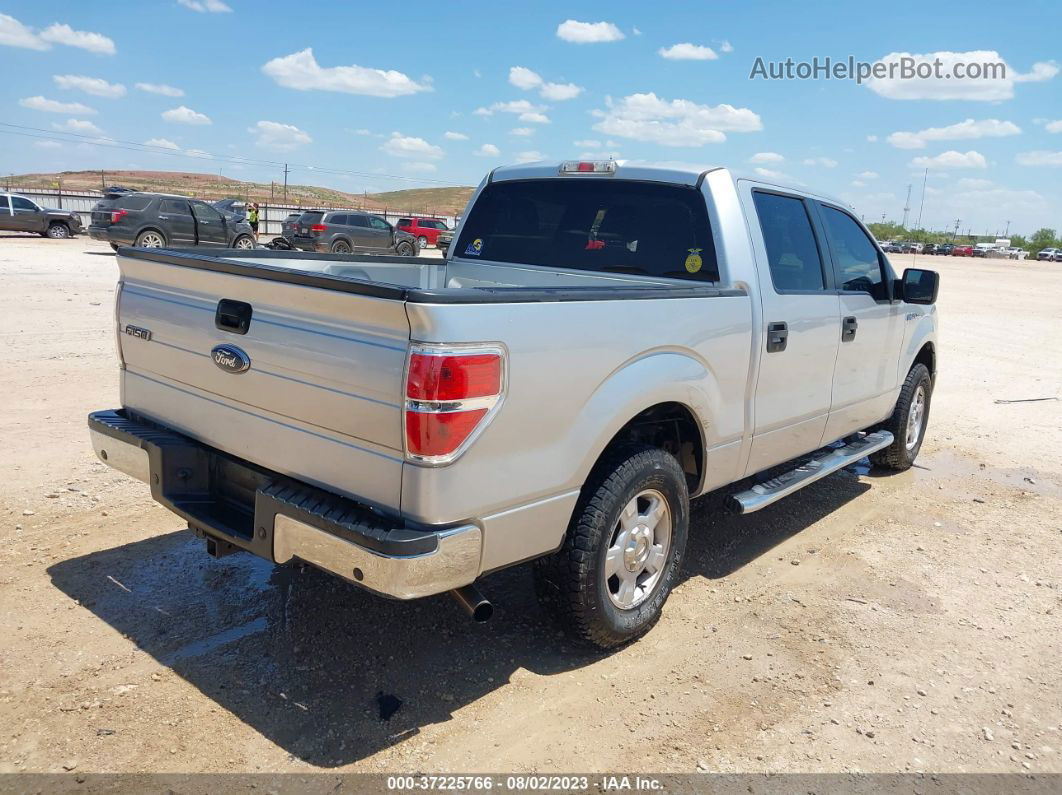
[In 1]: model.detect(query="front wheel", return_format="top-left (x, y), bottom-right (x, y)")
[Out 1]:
top-left (534, 444), bottom-right (689, 649)
top-left (872, 362), bottom-right (932, 471)
top-left (134, 230), bottom-right (166, 248)
top-left (395, 241), bottom-right (414, 257)
top-left (233, 235), bottom-right (255, 250)
top-left (46, 223), bottom-right (70, 239)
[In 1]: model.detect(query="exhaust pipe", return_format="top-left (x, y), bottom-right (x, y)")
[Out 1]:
top-left (451, 584), bottom-right (493, 622)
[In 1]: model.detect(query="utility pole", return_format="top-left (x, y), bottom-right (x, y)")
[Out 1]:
top-left (915, 168), bottom-right (928, 230)
top-left (952, 219), bottom-right (960, 240)
top-left (282, 163), bottom-right (289, 203)
top-left (901, 184), bottom-right (912, 229)
top-left (100, 170), bottom-right (105, 192)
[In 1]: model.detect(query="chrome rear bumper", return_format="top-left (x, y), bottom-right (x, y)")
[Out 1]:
top-left (88, 409), bottom-right (482, 599)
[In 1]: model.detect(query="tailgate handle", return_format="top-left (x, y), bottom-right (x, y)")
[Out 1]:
top-left (215, 299), bottom-right (253, 335)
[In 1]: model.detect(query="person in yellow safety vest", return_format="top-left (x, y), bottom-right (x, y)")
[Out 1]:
top-left (248, 202), bottom-right (260, 238)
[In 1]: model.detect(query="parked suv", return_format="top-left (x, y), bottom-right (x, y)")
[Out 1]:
top-left (0, 193), bottom-right (83, 239)
top-left (291, 210), bottom-right (418, 255)
top-left (396, 216), bottom-right (450, 248)
top-left (1038, 247), bottom-right (1060, 262)
top-left (88, 192), bottom-right (257, 250)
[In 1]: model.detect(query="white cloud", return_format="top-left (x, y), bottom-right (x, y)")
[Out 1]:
top-left (144, 137), bottom-right (180, 150)
top-left (591, 92), bottom-right (762, 147)
top-left (444, 131), bottom-right (469, 140)
top-left (185, 148), bottom-right (212, 159)
top-left (0, 13), bottom-right (49, 49)
top-left (19, 96), bottom-right (96, 114)
top-left (866, 51), bottom-right (1058, 101)
top-left (519, 111), bottom-right (550, 124)
top-left (540, 82), bottom-right (582, 101)
top-left (574, 139), bottom-right (601, 148)
top-left (53, 74), bottom-right (125, 98)
top-left (658, 43), bottom-right (718, 61)
top-left (350, 128), bottom-right (372, 136)
top-left (866, 135), bottom-right (878, 142)
top-left (401, 161), bottom-right (438, 174)
top-left (53, 118), bottom-right (104, 136)
top-left (262, 48), bottom-right (431, 98)
top-left (177, 0), bottom-right (232, 12)
top-left (135, 82), bottom-right (184, 97)
top-left (509, 66), bottom-right (542, 90)
top-left (556, 19), bottom-right (625, 43)
top-left (754, 167), bottom-right (788, 180)
top-left (909, 150), bottom-right (987, 169)
top-left (1043, 120), bottom-right (1062, 133)
top-left (956, 178), bottom-right (994, 190)
top-left (475, 99), bottom-right (551, 123)
top-left (858, 170), bottom-right (879, 179)
top-left (249, 120), bottom-right (312, 151)
top-left (381, 133), bottom-right (443, 159)
top-left (887, 118), bottom-right (1021, 149)
top-left (162, 105), bottom-right (211, 125)
top-left (803, 157), bottom-right (838, 168)
top-left (475, 143), bottom-right (500, 157)
top-left (1015, 150), bottom-right (1062, 167)
top-left (749, 151), bottom-right (784, 163)
top-left (509, 65), bottom-right (583, 101)
top-left (39, 23), bottom-right (115, 55)
top-left (34, 140), bottom-right (62, 149)
top-left (510, 127), bottom-right (534, 136)
top-left (851, 181), bottom-right (866, 188)
top-left (720, 41), bottom-right (734, 54)
top-left (515, 150), bottom-right (545, 163)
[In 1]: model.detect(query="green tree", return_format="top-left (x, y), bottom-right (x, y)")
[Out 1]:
top-left (1030, 228), bottom-right (1059, 255)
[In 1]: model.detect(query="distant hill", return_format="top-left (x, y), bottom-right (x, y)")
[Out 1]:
top-left (5, 170), bottom-right (475, 215)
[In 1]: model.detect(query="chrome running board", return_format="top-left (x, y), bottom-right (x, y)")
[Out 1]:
top-left (727, 431), bottom-right (894, 515)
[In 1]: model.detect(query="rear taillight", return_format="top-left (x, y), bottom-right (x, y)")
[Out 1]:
top-left (110, 210), bottom-right (127, 224)
top-left (311, 223), bottom-right (326, 233)
top-left (404, 344), bottom-right (505, 464)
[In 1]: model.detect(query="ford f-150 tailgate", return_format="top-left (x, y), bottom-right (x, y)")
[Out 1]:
top-left (115, 250), bottom-right (410, 509)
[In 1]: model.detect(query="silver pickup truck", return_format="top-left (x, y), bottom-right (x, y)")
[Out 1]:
top-left (89, 161), bottom-right (939, 648)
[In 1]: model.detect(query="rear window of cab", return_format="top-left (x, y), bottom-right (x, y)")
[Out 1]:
top-left (453, 179), bottom-right (719, 282)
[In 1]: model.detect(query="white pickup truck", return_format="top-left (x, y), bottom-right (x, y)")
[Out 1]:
top-left (89, 161), bottom-right (939, 647)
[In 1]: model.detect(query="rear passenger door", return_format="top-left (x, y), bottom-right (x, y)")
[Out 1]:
top-left (190, 201), bottom-right (227, 246)
top-left (158, 199), bottom-right (195, 246)
top-left (815, 202), bottom-right (906, 440)
top-left (11, 196), bottom-right (45, 233)
top-left (743, 187), bottom-right (841, 475)
top-left (0, 196), bottom-right (12, 231)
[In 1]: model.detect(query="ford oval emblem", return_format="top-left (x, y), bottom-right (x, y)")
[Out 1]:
top-left (211, 344), bottom-right (250, 374)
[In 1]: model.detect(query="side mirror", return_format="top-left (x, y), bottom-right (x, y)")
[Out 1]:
top-left (900, 268), bottom-right (939, 305)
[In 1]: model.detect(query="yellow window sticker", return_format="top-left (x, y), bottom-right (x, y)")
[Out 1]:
top-left (684, 248), bottom-right (703, 274)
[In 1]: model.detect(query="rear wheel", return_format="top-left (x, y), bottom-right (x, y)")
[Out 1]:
top-left (331, 239), bottom-right (352, 254)
top-left (134, 230), bottom-right (165, 248)
top-left (872, 363), bottom-right (932, 471)
top-left (233, 235), bottom-right (255, 250)
top-left (417, 235), bottom-right (428, 249)
top-left (46, 222), bottom-right (70, 239)
top-left (396, 241), bottom-right (414, 257)
top-left (534, 444), bottom-right (689, 648)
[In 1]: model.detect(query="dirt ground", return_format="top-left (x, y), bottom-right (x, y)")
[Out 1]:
top-left (1, 234), bottom-right (1060, 775)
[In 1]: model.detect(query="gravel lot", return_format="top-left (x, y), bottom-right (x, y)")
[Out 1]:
top-left (1, 234), bottom-right (1060, 775)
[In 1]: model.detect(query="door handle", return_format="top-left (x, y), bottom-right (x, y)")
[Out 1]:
top-left (766, 321), bottom-right (788, 353)
top-left (842, 316), bottom-right (858, 342)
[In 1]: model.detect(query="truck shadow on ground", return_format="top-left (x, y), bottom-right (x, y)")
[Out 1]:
top-left (47, 471), bottom-right (869, 767)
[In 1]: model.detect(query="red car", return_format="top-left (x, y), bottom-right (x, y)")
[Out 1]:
top-left (396, 216), bottom-right (451, 248)
top-left (952, 245), bottom-right (973, 257)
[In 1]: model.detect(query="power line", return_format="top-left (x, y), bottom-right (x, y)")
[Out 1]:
top-left (0, 122), bottom-right (463, 188)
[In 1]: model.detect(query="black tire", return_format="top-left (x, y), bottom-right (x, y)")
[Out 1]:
top-left (871, 363), bottom-right (932, 471)
top-left (46, 222), bottom-right (70, 239)
top-left (396, 241), bottom-right (414, 257)
top-left (233, 235), bottom-right (255, 250)
top-left (331, 239), bottom-right (352, 254)
top-left (533, 443), bottom-right (689, 649)
top-left (134, 229), bottom-right (166, 248)
top-left (110, 243), bottom-right (120, 252)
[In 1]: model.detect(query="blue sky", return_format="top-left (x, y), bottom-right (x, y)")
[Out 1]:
top-left (2, 0), bottom-right (1060, 235)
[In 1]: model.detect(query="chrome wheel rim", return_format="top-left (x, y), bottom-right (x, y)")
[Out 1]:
top-left (235, 237), bottom-right (254, 249)
top-left (48, 226), bottom-right (68, 238)
top-left (906, 385), bottom-right (926, 451)
top-left (605, 489), bottom-right (671, 610)
top-left (138, 232), bottom-right (163, 248)
top-left (418, 236), bottom-right (428, 248)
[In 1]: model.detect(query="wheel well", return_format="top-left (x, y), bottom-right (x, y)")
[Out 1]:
top-left (48, 219), bottom-right (69, 228)
top-left (914, 342), bottom-right (936, 382)
top-left (136, 227), bottom-right (165, 241)
top-left (600, 402), bottom-right (704, 492)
